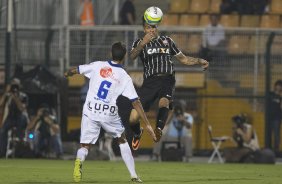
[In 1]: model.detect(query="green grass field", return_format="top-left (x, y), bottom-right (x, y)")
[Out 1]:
top-left (0, 159), bottom-right (281, 184)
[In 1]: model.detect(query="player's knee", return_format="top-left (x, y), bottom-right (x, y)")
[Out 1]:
top-left (159, 98), bottom-right (169, 108)
top-left (129, 109), bottom-right (139, 123)
top-left (117, 133), bottom-right (127, 144)
top-left (81, 144), bottom-right (91, 150)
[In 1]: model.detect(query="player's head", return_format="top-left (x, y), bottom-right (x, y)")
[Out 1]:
top-left (274, 80), bottom-right (282, 95)
top-left (111, 42), bottom-right (126, 63)
top-left (142, 17), bottom-right (158, 38)
top-left (210, 14), bottom-right (220, 27)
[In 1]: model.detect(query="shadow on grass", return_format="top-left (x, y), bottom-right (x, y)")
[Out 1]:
top-left (17, 178), bottom-right (261, 184)
top-left (147, 178), bottom-right (261, 183)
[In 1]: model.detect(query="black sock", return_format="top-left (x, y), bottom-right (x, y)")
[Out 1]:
top-left (156, 107), bottom-right (169, 130)
top-left (130, 121), bottom-right (141, 136)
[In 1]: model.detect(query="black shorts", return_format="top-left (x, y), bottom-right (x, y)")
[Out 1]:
top-left (138, 75), bottom-right (175, 112)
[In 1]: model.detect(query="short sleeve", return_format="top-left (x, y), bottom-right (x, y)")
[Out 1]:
top-left (78, 62), bottom-right (96, 79)
top-left (121, 78), bottom-right (138, 101)
top-left (131, 38), bottom-right (141, 51)
top-left (169, 37), bottom-right (181, 56)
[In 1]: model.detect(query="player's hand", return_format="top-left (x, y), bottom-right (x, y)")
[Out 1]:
top-left (141, 33), bottom-right (154, 45)
top-left (64, 71), bottom-right (69, 78)
top-left (64, 70), bottom-right (74, 78)
top-left (199, 59), bottom-right (209, 71)
top-left (145, 124), bottom-right (157, 142)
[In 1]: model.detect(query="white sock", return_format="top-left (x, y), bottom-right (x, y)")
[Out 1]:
top-left (119, 142), bottom-right (137, 178)
top-left (76, 147), bottom-right (89, 162)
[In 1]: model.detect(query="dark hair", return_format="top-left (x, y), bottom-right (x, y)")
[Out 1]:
top-left (232, 114), bottom-right (247, 126)
top-left (210, 14), bottom-right (220, 20)
top-left (274, 80), bottom-right (282, 87)
top-left (112, 42), bottom-right (126, 61)
top-left (174, 104), bottom-right (183, 116)
top-left (142, 16), bottom-right (146, 26)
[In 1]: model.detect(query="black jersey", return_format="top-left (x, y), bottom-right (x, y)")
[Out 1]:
top-left (131, 36), bottom-right (181, 79)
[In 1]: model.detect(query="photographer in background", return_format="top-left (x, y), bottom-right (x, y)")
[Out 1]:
top-left (152, 104), bottom-right (193, 162)
top-left (0, 78), bottom-right (29, 157)
top-left (26, 104), bottom-right (63, 158)
top-left (225, 114), bottom-right (259, 163)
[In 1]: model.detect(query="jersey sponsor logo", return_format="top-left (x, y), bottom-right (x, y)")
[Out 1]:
top-left (100, 67), bottom-right (113, 78)
top-left (99, 67), bottom-right (120, 83)
top-left (87, 101), bottom-right (117, 115)
top-left (146, 47), bottom-right (170, 55)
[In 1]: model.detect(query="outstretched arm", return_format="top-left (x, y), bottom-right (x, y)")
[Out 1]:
top-left (64, 67), bottom-right (79, 77)
top-left (132, 99), bottom-right (157, 141)
top-left (175, 52), bottom-right (209, 71)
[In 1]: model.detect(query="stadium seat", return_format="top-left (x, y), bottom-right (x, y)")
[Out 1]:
top-left (260, 15), bottom-right (280, 28)
top-left (161, 14), bottom-right (179, 26)
top-left (272, 35), bottom-right (282, 55)
top-left (169, 0), bottom-right (189, 13)
top-left (179, 15), bottom-right (199, 26)
top-left (208, 125), bottom-right (229, 164)
top-left (170, 34), bottom-right (189, 53)
top-left (186, 34), bottom-right (202, 54)
top-left (228, 36), bottom-right (250, 55)
top-left (270, 0), bottom-right (282, 14)
top-left (209, 0), bottom-right (222, 13)
top-left (199, 14), bottom-right (210, 27)
top-left (189, 0), bottom-right (210, 13)
top-left (248, 35), bottom-right (268, 55)
top-left (220, 15), bottom-right (239, 27)
top-left (240, 15), bottom-right (260, 28)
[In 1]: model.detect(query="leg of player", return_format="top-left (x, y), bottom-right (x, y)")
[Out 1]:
top-left (118, 133), bottom-right (142, 183)
top-left (73, 144), bottom-right (90, 182)
top-left (155, 97), bottom-right (170, 142)
top-left (129, 109), bottom-right (143, 150)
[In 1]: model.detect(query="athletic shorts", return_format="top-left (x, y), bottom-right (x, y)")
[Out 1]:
top-left (139, 75), bottom-right (175, 112)
top-left (80, 114), bottom-right (125, 144)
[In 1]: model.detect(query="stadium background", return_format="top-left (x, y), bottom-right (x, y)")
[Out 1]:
top-left (0, 0), bottom-right (282, 153)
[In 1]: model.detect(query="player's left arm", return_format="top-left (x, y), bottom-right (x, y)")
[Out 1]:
top-left (175, 53), bottom-right (209, 71)
top-left (168, 36), bottom-right (209, 70)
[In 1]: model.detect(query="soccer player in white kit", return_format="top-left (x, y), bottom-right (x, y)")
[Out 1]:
top-left (64, 42), bottom-right (156, 183)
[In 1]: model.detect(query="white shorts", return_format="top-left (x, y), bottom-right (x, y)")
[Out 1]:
top-left (80, 114), bottom-right (125, 144)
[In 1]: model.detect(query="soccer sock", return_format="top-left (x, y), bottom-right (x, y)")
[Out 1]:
top-left (130, 121), bottom-right (141, 136)
top-left (76, 147), bottom-right (89, 162)
top-left (119, 142), bottom-right (137, 178)
top-left (156, 107), bottom-right (169, 130)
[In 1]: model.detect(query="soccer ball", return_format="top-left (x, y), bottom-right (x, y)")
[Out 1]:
top-left (144, 6), bottom-right (163, 25)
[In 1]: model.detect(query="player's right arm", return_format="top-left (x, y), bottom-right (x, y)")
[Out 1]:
top-left (64, 62), bottom-right (97, 78)
top-left (129, 33), bottom-right (154, 60)
top-left (64, 67), bottom-right (79, 77)
top-left (132, 99), bottom-right (157, 141)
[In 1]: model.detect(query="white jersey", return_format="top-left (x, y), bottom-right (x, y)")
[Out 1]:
top-left (79, 61), bottom-right (138, 122)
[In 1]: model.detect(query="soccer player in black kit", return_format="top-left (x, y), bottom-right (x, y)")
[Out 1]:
top-left (129, 18), bottom-right (209, 150)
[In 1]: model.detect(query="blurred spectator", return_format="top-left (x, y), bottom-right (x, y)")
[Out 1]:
top-left (225, 114), bottom-right (260, 163)
top-left (26, 104), bottom-right (63, 158)
top-left (78, 0), bottom-right (95, 26)
top-left (267, 80), bottom-right (282, 154)
top-left (0, 78), bottom-right (29, 157)
top-left (220, 0), bottom-right (268, 15)
top-left (152, 104), bottom-right (193, 162)
top-left (220, 0), bottom-right (237, 14)
top-left (120, 0), bottom-right (136, 25)
top-left (200, 14), bottom-right (226, 64)
top-left (226, 113), bottom-right (275, 164)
